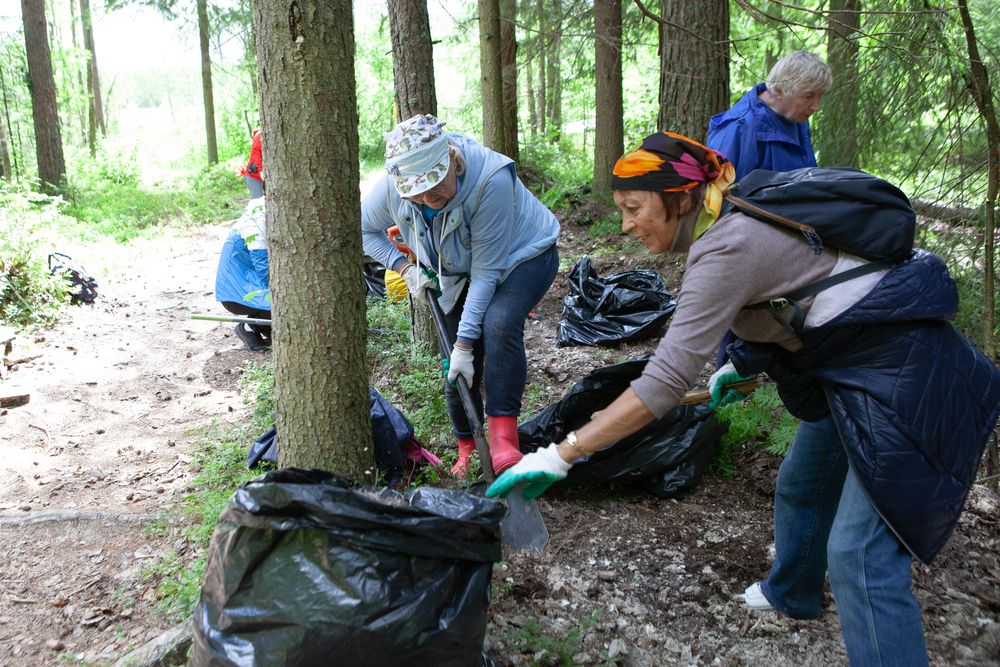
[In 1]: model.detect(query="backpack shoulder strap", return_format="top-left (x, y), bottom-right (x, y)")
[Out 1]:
top-left (724, 192), bottom-right (824, 255)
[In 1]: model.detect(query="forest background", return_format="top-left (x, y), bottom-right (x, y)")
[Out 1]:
top-left (0, 0), bottom-right (999, 658)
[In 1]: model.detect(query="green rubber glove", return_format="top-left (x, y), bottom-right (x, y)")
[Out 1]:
top-left (708, 361), bottom-right (753, 409)
top-left (486, 444), bottom-right (572, 500)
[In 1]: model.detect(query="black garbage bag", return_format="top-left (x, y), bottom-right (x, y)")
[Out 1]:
top-left (517, 357), bottom-right (724, 498)
top-left (556, 257), bottom-right (677, 347)
top-left (191, 468), bottom-right (504, 667)
top-left (247, 387), bottom-right (442, 489)
top-left (363, 258), bottom-right (387, 299)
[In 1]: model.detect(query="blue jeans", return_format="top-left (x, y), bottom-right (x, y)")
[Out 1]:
top-left (443, 245), bottom-right (558, 436)
top-left (761, 416), bottom-right (928, 666)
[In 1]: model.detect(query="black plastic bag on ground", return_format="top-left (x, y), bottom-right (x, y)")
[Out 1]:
top-left (556, 257), bottom-right (677, 347)
top-left (363, 258), bottom-right (387, 298)
top-left (517, 357), bottom-right (724, 498)
top-left (191, 468), bottom-right (504, 667)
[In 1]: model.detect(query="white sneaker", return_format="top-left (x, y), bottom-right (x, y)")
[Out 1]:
top-left (741, 582), bottom-right (774, 611)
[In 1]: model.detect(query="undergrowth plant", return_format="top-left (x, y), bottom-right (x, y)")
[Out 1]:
top-left (503, 608), bottom-right (621, 666)
top-left (0, 185), bottom-right (73, 327)
top-left (711, 384), bottom-right (799, 477)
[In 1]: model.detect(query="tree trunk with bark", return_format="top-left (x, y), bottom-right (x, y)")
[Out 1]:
top-left (535, 0), bottom-right (546, 137)
top-left (254, 0), bottom-right (373, 477)
top-left (500, 0), bottom-right (518, 160)
top-left (479, 0), bottom-right (506, 152)
top-left (80, 0), bottom-right (106, 156)
top-left (957, 0), bottom-right (998, 358)
top-left (197, 0), bottom-right (218, 165)
top-left (815, 0), bottom-right (860, 167)
top-left (386, 0), bottom-right (439, 354)
top-left (0, 108), bottom-right (11, 181)
top-left (387, 0), bottom-right (437, 120)
top-left (544, 0), bottom-right (561, 142)
top-left (657, 0), bottom-right (729, 141)
top-left (21, 0), bottom-right (66, 191)
top-left (593, 0), bottom-right (623, 198)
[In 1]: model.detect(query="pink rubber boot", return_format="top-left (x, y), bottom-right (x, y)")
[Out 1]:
top-left (450, 438), bottom-right (477, 477)
top-left (486, 415), bottom-right (523, 475)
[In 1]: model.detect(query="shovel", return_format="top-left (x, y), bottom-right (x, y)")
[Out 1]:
top-left (424, 289), bottom-right (550, 554)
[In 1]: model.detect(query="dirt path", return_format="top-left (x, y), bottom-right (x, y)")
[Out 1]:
top-left (0, 222), bottom-right (258, 664)
top-left (1, 218), bottom-right (998, 666)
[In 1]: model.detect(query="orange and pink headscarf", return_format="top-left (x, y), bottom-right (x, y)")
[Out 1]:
top-left (612, 131), bottom-right (736, 239)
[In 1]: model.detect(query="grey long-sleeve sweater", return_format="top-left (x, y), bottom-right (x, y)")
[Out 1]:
top-left (631, 210), bottom-right (879, 418)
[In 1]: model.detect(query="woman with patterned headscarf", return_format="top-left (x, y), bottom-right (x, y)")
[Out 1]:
top-left (489, 131), bottom-right (1000, 667)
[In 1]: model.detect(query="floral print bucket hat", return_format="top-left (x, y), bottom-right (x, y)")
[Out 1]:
top-left (384, 114), bottom-right (451, 197)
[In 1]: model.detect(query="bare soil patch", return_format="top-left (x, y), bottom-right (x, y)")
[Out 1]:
top-left (0, 216), bottom-right (997, 666)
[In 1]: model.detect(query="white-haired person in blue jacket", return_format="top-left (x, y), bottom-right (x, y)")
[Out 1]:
top-left (215, 197), bottom-right (271, 352)
top-left (362, 115), bottom-right (560, 478)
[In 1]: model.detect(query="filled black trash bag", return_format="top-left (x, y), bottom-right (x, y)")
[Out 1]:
top-left (191, 468), bottom-right (504, 667)
top-left (556, 257), bottom-right (677, 347)
top-left (518, 357), bottom-right (724, 498)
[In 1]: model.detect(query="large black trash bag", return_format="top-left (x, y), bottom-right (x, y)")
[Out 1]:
top-left (517, 357), bottom-right (724, 497)
top-left (191, 468), bottom-right (504, 667)
top-left (556, 257), bottom-right (677, 347)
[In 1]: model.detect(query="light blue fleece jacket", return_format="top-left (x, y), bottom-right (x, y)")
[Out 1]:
top-left (362, 133), bottom-right (559, 344)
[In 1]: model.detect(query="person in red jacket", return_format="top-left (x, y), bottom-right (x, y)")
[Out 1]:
top-left (240, 127), bottom-right (264, 198)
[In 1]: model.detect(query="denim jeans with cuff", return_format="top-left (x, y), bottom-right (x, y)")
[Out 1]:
top-left (761, 415), bottom-right (928, 666)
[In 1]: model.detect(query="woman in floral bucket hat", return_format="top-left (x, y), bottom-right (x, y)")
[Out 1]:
top-left (362, 114), bottom-right (560, 477)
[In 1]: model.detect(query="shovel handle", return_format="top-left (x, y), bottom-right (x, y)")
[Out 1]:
top-left (679, 379), bottom-right (761, 405)
top-left (424, 289), bottom-right (497, 483)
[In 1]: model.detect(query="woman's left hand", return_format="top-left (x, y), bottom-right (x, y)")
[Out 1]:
top-left (486, 444), bottom-right (572, 500)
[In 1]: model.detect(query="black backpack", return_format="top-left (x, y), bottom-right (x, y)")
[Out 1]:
top-left (723, 167), bottom-right (917, 331)
top-left (48, 252), bottom-right (99, 305)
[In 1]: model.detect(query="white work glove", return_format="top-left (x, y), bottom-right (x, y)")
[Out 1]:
top-left (708, 361), bottom-right (752, 409)
top-left (447, 344), bottom-right (475, 387)
top-left (399, 264), bottom-right (439, 304)
top-left (486, 443), bottom-right (573, 500)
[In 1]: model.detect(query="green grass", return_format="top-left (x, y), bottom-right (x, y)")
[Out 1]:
top-left (62, 161), bottom-right (245, 243)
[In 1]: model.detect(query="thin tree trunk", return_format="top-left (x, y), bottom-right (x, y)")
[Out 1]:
top-left (500, 0), bottom-right (518, 160)
top-left (386, 0), bottom-right (438, 354)
top-left (593, 0), bottom-right (623, 198)
top-left (479, 0), bottom-right (505, 152)
top-left (525, 53), bottom-right (537, 138)
top-left (0, 105), bottom-right (11, 181)
top-left (0, 63), bottom-right (18, 178)
top-left (21, 0), bottom-right (66, 191)
top-left (197, 0), bottom-right (218, 165)
top-left (536, 0), bottom-right (546, 136)
top-left (80, 0), bottom-right (105, 143)
top-left (816, 0), bottom-right (860, 167)
top-left (957, 0), bottom-right (998, 357)
top-left (545, 0), bottom-right (561, 142)
top-left (254, 0), bottom-right (372, 476)
top-left (387, 0), bottom-right (437, 120)
top-left (69, 0), bottom-right (86, 138)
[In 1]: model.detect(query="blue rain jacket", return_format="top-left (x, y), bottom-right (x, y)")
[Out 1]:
top-left (707, 83), bottom-right (817, 181)
top-left (215, 198), bottom-right (270, 310)
top-left (729, 251), bottom-right (1000, 564)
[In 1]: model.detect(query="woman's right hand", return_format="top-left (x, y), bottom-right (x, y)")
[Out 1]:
top-left (400, 264), bottom-right (439, 303)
